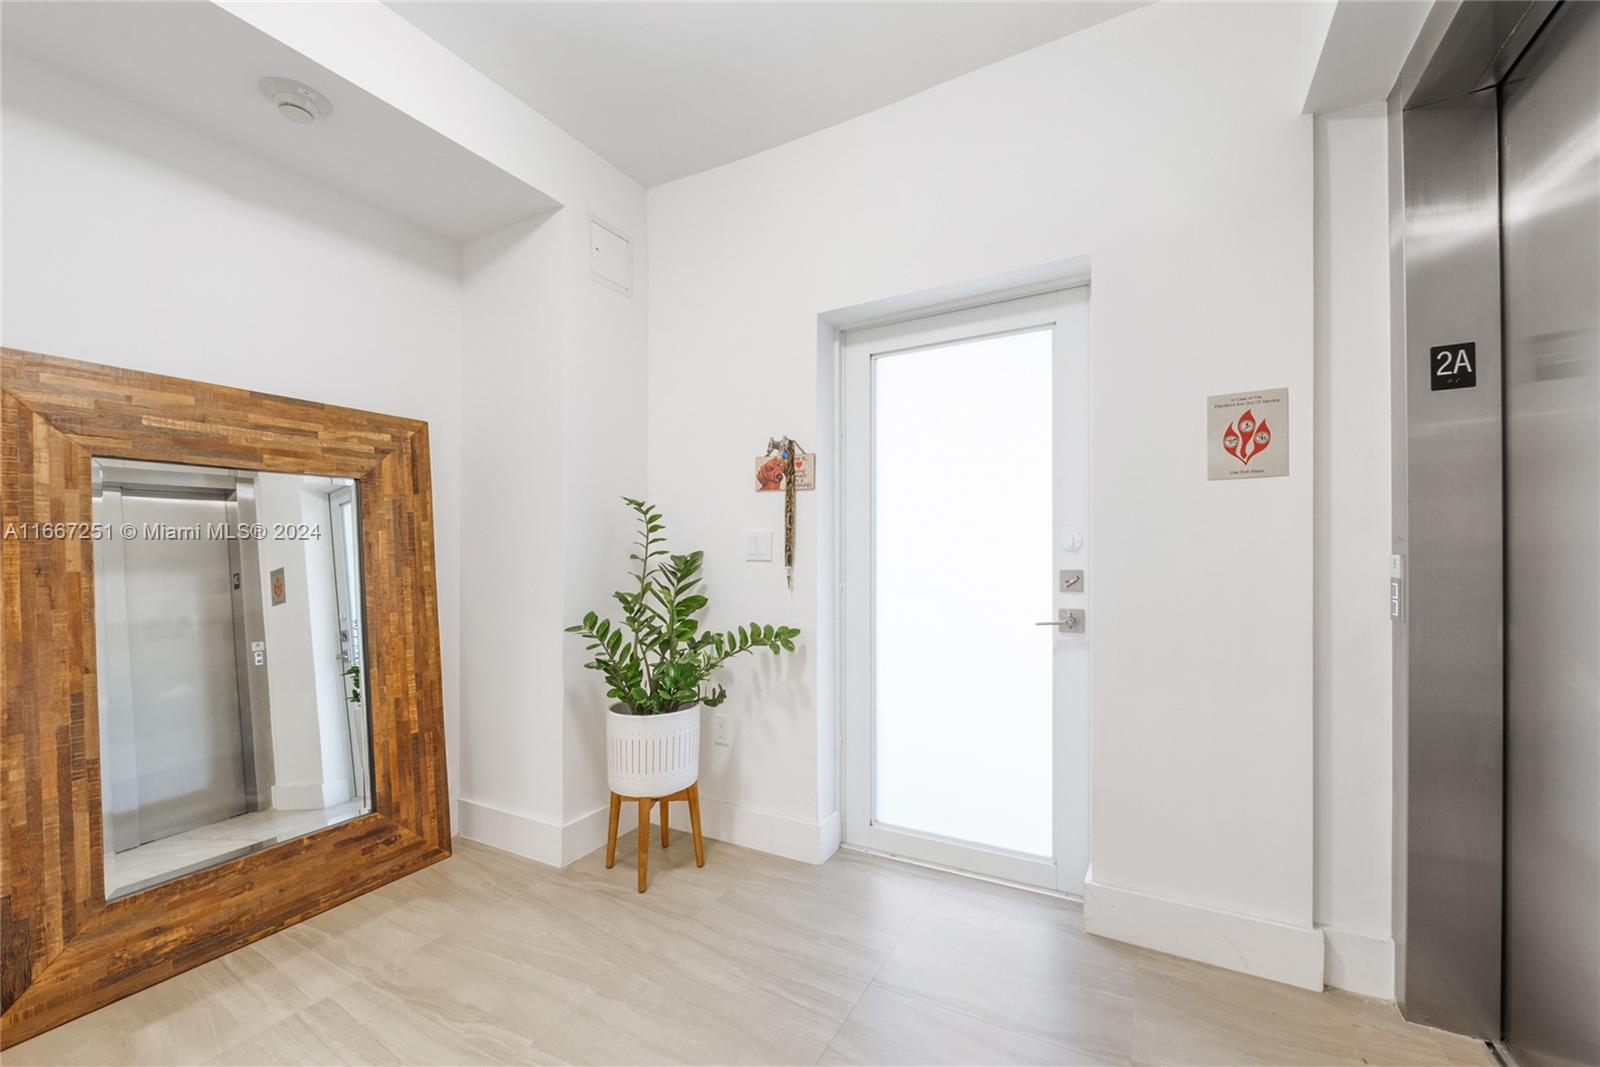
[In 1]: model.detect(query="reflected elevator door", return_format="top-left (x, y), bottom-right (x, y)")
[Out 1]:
top-left (117, 493), bottom-right (248, 844)
top-left (1501, 3), bottom-right (1600, 1066)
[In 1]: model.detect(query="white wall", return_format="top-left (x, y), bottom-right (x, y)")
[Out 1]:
top-left (217, 2), bottom-right (652, 858)
top-left (455, 203), bottom-right (651, 866)
top-left (229, 0), bottom-right (664, 861)
top-left (4, 16), bottom-right (650, 857)
top-left (254, 473), bottom-right (324, 808)
top-left (646, 0), bottom-right (1333, 983)
top-left (5, 0), bottom-right (1404, 998)
top-left (0, 50), bottom-right (465, 809)
top-left (300, 482), bottom-right (354, 805)
top-left (557, 208), bottom-right (650, 851)
top-left (1312, 101), bottom-right (1395, 998)
top-left (456, 214), bottom-right (569, 842)
top-left (247, 474), bottom-right (354, 810)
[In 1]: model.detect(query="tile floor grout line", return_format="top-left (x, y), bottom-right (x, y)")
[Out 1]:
top-left (853, 882), bottom-right (1135, 1063)
top-left (631, 845), bottom-right (873, 1062)
top-left (810, 877), bottom-right (941, 1064)
top-left (861, 975), bottom-right (1113, 1060)
top-left (13, 842), bottom-right (1489, 1067)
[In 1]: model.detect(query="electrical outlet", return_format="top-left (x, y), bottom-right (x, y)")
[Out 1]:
top-left (712, 713), bottom-right (731, 748)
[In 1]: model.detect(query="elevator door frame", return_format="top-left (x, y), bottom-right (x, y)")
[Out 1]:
top-left (93, 461), bottom-right (275, 851)
top-left (1390, 0), bottom-right (1594, 1051)
top-left (327, 483), bottom-right (371, 811)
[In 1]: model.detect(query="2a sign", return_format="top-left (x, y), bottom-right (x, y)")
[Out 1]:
top-left (1430, 342), bottom-right (1477, 391)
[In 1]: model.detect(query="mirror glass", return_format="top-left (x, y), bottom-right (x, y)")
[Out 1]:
top-left (91, 458), bottom-right (372, 899)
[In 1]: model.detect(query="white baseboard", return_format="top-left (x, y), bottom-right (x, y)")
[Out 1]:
top-left (1084, 877), bottom-right (1326, 991)
top-left (458, 794), bottom-right (836, 868)
top-left (272, 780), bottom-right (338, 811)
top-left (819, 808), bottom-right (843, 861)
top-left (457, 797), bottom-right (565, 867)
top-left (458, 797), bottom-right (639, 867)
top-left (561, 800), bottom-right (640, 866)
top-left (1320, 925), bottom-right (1394, 999)
top-left (693, 796), bottom-right (835, 864)
top-left (320, 777), bottom-right (353, 807)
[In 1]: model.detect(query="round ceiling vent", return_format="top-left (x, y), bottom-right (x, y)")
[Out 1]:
top-left (258, 77), bottom-right (332, 125)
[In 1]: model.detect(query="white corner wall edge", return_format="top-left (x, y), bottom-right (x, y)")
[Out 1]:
top-left (692, 798), bottom-right (838, 865)
top-left (455, 797), bottom-right (645, 868)
top-left (1302, 0), bottom-right (1432, 116)
top-left (319, 777), bottom-right (355, 809)
top-left (272, 781), bottom-right (339, 812)
top-left (459, 795), bottom-right (840, 869)
top-left (1084, 878), bottom-right (1326, 991)
top-left (819, 808), bottom-right (843, 860)
top-left (1320, 925), bottom-right (1395, 999)
top-left (458, 797), bottom-right (567, 867)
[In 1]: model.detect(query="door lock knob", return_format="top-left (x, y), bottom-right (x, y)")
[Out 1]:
top-left (1033, 608), bottom-right (1086, 633)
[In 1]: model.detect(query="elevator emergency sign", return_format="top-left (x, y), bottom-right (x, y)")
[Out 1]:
top-left (1208, 388), bottom-right (1289, 481)
top-left (1430, 342), bottom-right (1477, 390)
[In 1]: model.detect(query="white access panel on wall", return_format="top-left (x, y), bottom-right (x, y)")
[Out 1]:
top-left (589, 217), bottom-right (632, 295)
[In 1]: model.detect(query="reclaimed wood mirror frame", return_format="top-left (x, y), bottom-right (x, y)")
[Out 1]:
top-left (0, 348), bottom-right (450, 1047)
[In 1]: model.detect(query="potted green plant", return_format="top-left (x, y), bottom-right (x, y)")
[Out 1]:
top-left (567, 498), bottom-right (800, 798)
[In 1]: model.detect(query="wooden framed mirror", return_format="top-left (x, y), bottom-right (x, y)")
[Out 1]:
top-left (0, 348), bottom-right (450, 1047)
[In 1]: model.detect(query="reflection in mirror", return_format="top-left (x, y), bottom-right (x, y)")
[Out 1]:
top-left (92, 459), bottom-right (372, 899)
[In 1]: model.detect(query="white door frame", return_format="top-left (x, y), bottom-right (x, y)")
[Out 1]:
top-left (839, 286), bottom-right (1090, 894)
top-left (327, 485), bottom-right (370, 809)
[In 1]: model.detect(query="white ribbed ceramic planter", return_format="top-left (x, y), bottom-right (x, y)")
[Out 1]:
top-left (606, 703), bottom-right (700, 797)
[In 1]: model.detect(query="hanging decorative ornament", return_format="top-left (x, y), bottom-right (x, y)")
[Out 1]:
top-left (764, 435), bottom-right (805, 590)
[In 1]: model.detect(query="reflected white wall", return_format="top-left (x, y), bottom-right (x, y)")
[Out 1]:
top-left (254, 473), bottom-right (355, 810)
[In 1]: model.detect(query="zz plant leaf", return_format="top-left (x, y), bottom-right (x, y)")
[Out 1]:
top-left (566, 498), bottom-right (802, 715)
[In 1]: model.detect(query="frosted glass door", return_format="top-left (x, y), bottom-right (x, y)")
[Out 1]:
top-left (842, 286), bottom-right (1089, 893)
top-left (872, 330), bottom-right (1054, 856)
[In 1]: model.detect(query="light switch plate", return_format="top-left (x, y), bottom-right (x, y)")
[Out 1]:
top-left (744, 530), bottom-right (774, 562)
top-left (712, 714), bottom-right (731, 748)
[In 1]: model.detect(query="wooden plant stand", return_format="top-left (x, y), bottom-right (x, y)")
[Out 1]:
top-left (605, 782), bottom-right (705, 893)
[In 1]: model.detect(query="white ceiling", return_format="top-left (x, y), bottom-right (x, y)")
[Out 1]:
top-left (3, 1), bottom-right (557, 242)
top-left (389, 1), bottom-right (1149, 188)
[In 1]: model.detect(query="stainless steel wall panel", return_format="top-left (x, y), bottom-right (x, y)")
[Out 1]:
top-left (1387, 83), bottom-right (1414, 1025)
top-left (116, 493), bottom-right (248, 843)
top-left (1500, 4), bottom-right (1600, 1064)
top-left (92, 485), bottom-right (142, 853)
top-left (1404, 1), bottom-right (1556, 110)
top-left (228, 478), bottom-right (275, 810)
top-left (1398, 87), bottom-right (1504, 1039)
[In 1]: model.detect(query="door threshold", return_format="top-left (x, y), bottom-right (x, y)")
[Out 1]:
top-left (1485, 1042), bottom-right (1519, 1067)
top-left (838, 842), bottom-right (1083, 905)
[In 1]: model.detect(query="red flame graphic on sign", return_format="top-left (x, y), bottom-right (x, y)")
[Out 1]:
top-left (1222, 408), bottom-right (1273, 465)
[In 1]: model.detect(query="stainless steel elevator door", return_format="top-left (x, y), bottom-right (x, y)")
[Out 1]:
top-left (1501, 4), bottom-right (1600, 1065)
top-left (118, 493), bottom-right (248, 844)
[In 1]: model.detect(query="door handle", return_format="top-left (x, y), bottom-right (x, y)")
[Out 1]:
top-left (1034, 609), bottom-right (1086, 633)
